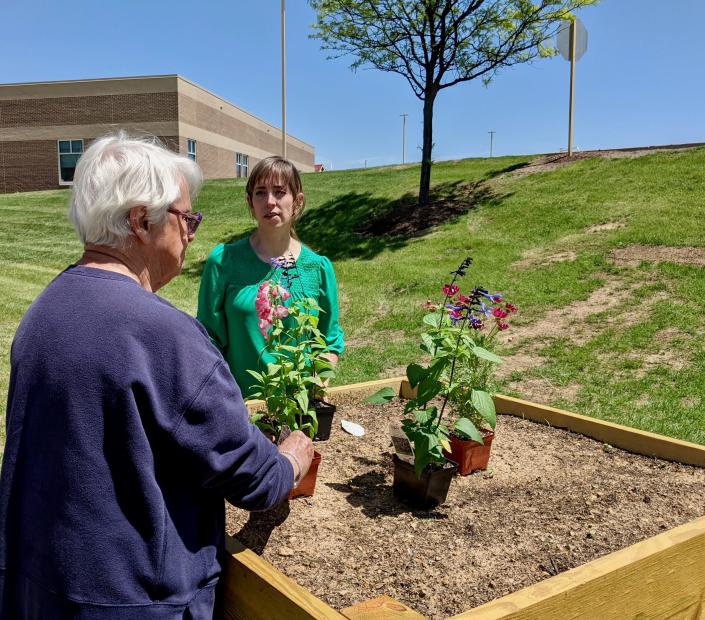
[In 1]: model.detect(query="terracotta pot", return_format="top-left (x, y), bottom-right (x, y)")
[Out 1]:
top-left (444, 429), bottom-right (495, 475)
top-left (289, 450), bottom-right (322, 499)
top-left (392, 453), bottom-right (458, 509)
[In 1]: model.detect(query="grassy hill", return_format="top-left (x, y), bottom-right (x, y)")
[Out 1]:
top-left (2, 148), bottom-right (705, 453)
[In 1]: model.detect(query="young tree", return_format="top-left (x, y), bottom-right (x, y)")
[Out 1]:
top-left (310, 0), bottom-right (598, 207)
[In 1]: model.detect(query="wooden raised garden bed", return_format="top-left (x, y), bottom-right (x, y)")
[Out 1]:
top-left (219, 377), bottom-right (705, 620)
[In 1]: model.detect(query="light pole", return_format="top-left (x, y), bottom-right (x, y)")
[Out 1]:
top-left (400, 113), bottom-right (408, 164)
top-left (281, 0), bottom-right (287, 158)
top-left (488, 131), bottom-right (496, 158)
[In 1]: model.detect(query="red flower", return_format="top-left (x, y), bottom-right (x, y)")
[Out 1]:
top-left (492, 307), bottom-right (508, 319)
top-left (497, 321), bottom-right (509, 331)
top-left (505, 303), bottom-right (518, 314)
top-left (443, 284), bottom-right (459, 296)
top-left (457, 294), bottom-right (471, 304)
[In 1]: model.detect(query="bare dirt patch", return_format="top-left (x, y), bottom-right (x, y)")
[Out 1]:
top-left (501, 277), bottom-right (640, 349)
top-left (227, 394), bottom-right (705, 619)
top-left (512, 221), bottom-right (627, 269)
top-left (586, 221), bottom-right (627, 233)
top-left (495, 281), bottom-right (670, 405)
top-left (503, 376), bottom-right (582, 405)
top-left (610, 245), bottom-right (705, 267)
top-left (512, 250), bottom-right (576, 269)
top-left (506, 145), bottom-right (702, 177)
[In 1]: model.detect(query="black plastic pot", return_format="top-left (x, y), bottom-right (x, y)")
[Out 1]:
top-left (312, 399), bottom-right (336, 441)
top-left (392, 453), bottom-right (458, 509)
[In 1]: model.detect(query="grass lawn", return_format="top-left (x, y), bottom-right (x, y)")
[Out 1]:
top-left (2, 148), bottom-right (705, 456)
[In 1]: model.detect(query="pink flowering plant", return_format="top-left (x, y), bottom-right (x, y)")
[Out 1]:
top-left (371, 257), bottom-right (517, 476)
top-left (247, 257), bottom-right (336, 439)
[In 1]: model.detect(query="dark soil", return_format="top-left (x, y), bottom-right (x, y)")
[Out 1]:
top-left (226, 394), bottom-right (705, 619)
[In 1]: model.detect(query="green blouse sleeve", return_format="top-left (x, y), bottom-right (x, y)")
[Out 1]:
top-left (318, 256), bottom-right (345, 354)
top-left (197, 244), bottom-right (229, 353)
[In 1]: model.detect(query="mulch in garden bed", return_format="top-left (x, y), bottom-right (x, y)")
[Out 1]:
top-left (226, 394), bottom-right (705, 619)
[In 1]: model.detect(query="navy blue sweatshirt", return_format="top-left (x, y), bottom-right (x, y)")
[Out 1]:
top-left (0, 265), bottom-right (294, 619)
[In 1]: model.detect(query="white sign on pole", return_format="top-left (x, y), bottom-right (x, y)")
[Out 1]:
top-left (557, 17), bottom-right (588, 61)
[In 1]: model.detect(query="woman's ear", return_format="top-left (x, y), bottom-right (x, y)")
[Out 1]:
top-left (128, 206), bottom-right (150, 242)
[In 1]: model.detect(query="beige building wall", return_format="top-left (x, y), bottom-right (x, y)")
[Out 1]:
top-left (176, 77), bottom-right (315, 176)
top-left (0, 75), bottom-right (315, 193)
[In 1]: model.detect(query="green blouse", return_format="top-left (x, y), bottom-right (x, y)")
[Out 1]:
top-left (197, 238), bottom-right (344, 398)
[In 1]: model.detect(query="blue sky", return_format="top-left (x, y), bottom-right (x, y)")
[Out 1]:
top-left (3, 0), bottom-right (704, 169)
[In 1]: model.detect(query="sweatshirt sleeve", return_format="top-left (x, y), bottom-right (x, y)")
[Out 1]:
top-left (197, 244), bottom-right (229, 353)
top-left (318, 256), bottom-right (345, 355)
top-left (171, 360), bottom-right (294, 511)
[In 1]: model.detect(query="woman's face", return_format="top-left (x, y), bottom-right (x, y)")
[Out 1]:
top-left (247, 174), bottom-right (303, 232)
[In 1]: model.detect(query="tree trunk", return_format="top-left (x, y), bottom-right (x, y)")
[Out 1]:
top-left (419, 93), bottom-right (436, 207)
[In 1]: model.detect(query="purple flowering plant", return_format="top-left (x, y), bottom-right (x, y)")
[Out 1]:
top-left (247, 254), bottom-right (336, 439)
top-left (370, 257), bottom-right (517, 475)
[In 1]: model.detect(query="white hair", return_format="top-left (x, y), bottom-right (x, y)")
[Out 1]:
top-left (68, 132), bottom-right (203, 247)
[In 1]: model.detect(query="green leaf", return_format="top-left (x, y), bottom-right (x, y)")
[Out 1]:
top-left (406, 363), bottom-right (428, 388)
top-left (423, 312), bottom-right (442, 328)
top-left (472, 346), bottom-right (503, 364)
top-left (294, 390), bottom-right (309, 415)
top-left (454, 417), bottom-right (484, 443)
top-left (420, 332), bottom-right (435, 354)
top-left (471, 389), bottom-right (496, 428)
top-left (246, 369), bottom-right (264, 382)
top-left (366, 387), bottom-right (396, 404)
top-left (416, 376), bottom-right (443, 403)
top-left (413, 407), bottom-right (436, 425)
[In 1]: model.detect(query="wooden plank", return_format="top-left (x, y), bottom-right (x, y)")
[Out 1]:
top-left (341, 595), bottom-right (427, 619)
top-left (398, 379), bottom-right (705, 466)
top-left (220, 534), bottom-right (346, 620)
top-left (494, 394), bottom-right (705, 467)
top-left (229, 377), bottom-right (705, 620)
top-left (327, 377), bottom-right (404, 399)
top-left (448, 515), bottom-right (705, 620)
top-left (245, 377), bottom-right (404, 414)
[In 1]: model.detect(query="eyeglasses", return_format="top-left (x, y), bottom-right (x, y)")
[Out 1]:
top-left (167, 207), bottom-right (203, 235)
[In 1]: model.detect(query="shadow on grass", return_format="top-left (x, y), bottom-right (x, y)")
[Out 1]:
top-left (297, 179), bottom-right (510, 261)
top-left (183, 173), bottom-right (513, 276)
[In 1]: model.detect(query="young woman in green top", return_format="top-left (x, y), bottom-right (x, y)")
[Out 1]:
top-left (197, 156), bottom-right (344, 398)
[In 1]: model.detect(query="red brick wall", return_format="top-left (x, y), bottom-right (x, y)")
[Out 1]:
top-left (0, 135), bottom-right (180, 194)
top-left (0, 92), bottom-right (177, 128)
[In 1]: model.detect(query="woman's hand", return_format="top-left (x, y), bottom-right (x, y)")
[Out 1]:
top-left (278, 430), bottom-right (314, 484)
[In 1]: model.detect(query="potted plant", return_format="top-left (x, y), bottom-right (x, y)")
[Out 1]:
top-left (370, 257), bottom-right (517, 506)
top-left (247, 258), bottom-right (338, 497)
top-left (439, 283), bottom-right (517, 474)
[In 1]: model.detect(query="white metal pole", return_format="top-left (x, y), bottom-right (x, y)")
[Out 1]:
top-left (568, 19), bottom-right (576, 157)
top-left (281, 0), bottom-right (287, 158)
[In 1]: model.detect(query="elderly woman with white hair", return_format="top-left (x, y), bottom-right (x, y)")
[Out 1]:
top-left (0, 133), bottom-right (313, 619)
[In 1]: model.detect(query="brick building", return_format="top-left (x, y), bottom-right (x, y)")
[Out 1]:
top-left (0, 75), bottom-right (315, 194)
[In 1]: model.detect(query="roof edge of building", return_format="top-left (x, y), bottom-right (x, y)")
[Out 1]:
top-left (0, 74), bottom-right (315, 152)
top-left (175, 75), bottom-right (314, 151)
top-left (0, 75), bottom-right (179, 88)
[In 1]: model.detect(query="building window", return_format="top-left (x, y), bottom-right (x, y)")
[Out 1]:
top-left (57, 139), bottom-right (84, 184)
top-left (236, 153), bottom-right (249, 178)
top-left (187, 139), bottom-right (197, 161)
